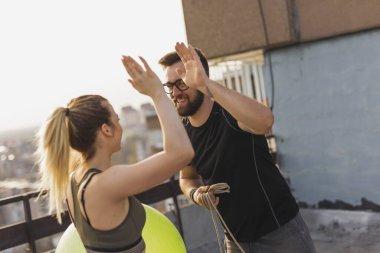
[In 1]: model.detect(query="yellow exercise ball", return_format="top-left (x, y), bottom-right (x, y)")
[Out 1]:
top-left (55, 223), bottom-right (86, 253)
top-left (55, 204), bottom-right (186, 253)
top-left (142, 204), bottom-right (186, 253)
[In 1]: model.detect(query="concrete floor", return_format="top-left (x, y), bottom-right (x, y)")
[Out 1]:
top-left (167, 205), bottom-right (380, 253)
top-left (301, 209), bottom-right (380, 253)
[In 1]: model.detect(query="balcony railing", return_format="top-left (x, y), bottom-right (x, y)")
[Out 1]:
top-left (0, 177), bottom-right (183, 253)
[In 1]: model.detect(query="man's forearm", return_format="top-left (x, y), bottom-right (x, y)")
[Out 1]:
top-left (201, 79), bottom-right (274, 134)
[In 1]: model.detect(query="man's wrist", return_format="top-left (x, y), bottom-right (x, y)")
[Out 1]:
top-left (189, 188), bottom-right (199, 205)
top-left (203, 79), bottom-right (214, 98)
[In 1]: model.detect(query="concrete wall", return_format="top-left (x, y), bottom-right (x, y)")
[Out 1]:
top-left (265, 29), bottom-right (380, 205)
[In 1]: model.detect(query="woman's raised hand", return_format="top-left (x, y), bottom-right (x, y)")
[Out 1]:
top-left (121, 56), bottom-right (164, 99)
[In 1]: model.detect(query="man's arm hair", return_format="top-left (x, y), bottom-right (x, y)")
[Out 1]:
top-left (179, 165), bottom-right (203, 199)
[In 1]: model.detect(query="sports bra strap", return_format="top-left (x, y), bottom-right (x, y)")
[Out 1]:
top-left (80, 171), bottom-right (101, 228)
top-left (66, 198), bottom-right (75, 223)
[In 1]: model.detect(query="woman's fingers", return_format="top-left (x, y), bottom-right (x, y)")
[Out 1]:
top-left (128, 56), bottom-right (144, 74)
top-left (121, 55), bottom-right (145, 78)
top-left (139, 56), bottom-right (152, 73)
top-left (121, 57), bottom-right (136, 78)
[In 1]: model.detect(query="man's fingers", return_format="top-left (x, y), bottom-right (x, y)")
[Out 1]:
top-left (175, 68), bottom-right (186, 79)
top-left (194, 188), bottom-right (220, 209)
top-left (197, 185), bottom-right (210, 193)
top-left (189, 44), bottom-right (200, 62)
top-left (175, 42), bottom-right (193, 62)
top-left (175, 42), bottom-right (187, 62)
top-left (175, 42), bottom-right (186, 56)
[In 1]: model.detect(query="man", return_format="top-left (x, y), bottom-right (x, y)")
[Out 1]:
top-left (159, 42), bottom-right (316, 253)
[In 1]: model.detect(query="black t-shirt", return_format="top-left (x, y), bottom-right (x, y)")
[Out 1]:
top-left (185, 102), bottom-right (299, 242)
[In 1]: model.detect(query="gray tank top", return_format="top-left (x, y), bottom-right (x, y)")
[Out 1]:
top-left (68, 168), bottom-right (146, 252)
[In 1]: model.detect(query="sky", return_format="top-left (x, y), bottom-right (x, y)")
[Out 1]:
top-left (0, 0), bottom-right (187, 133)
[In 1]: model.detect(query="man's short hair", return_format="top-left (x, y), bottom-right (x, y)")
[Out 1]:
top-left (158, 47), bottom-right (209, 76)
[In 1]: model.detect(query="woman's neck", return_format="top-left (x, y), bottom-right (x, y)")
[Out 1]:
top-left (83, 152), bottom-right (112, 172)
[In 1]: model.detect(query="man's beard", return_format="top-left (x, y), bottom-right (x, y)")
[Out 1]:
top-left (176, 91), bottom-right (204, 117)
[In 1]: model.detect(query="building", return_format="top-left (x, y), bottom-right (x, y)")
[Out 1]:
top-left (182, 0), bottom-right (380, 207)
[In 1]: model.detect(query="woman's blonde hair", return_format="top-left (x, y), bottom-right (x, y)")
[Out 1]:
top-left (35, 95), bottom-right (110, 223)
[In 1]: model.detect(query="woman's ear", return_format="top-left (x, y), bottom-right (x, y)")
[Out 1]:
top-left (101, 123), bottom-right (113, 137)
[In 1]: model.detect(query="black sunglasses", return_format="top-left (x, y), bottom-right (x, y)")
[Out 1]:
top-left (162, 79), bottom-right (189, 94)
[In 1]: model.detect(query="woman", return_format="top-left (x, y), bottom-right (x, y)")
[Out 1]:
top-left (35, 55), bottom-right (194, 253)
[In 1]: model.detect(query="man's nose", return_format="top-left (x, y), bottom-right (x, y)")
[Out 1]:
top-left (172, 85), bottom-right (183, 96)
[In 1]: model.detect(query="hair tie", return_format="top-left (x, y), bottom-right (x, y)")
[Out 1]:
top-left (65, 108), bottom-right (70, 116)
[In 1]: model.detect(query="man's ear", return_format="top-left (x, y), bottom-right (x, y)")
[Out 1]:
top-left (101, 123), bottom-right (113, 137)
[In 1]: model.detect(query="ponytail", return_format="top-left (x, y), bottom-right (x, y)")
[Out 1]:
top-left (36, 107), bottom-right (76, 223)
